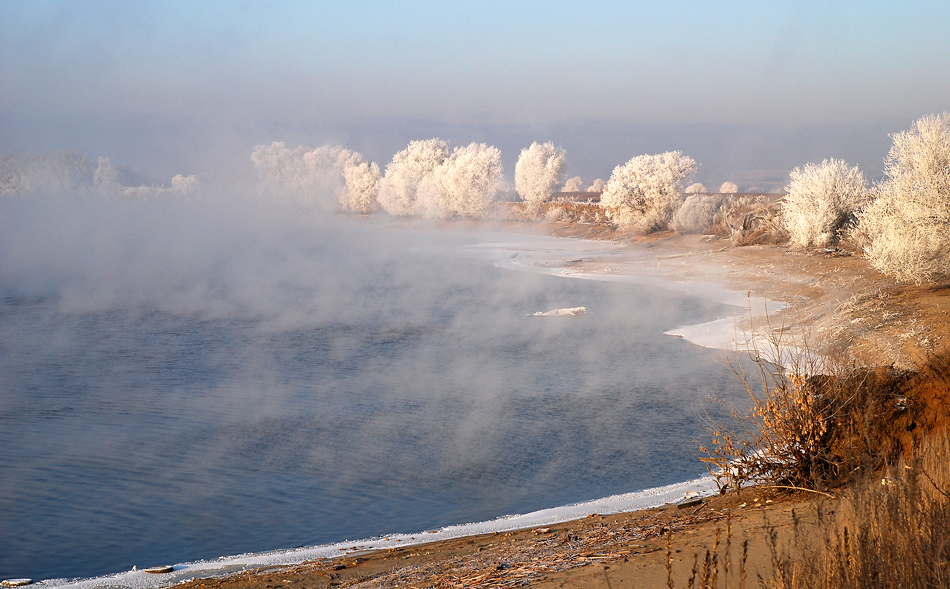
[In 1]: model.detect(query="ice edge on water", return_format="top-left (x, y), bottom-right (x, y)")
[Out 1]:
top-left (36, 475), bottom-right (720, 589)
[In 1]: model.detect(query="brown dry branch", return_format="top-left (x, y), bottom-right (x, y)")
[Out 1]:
top-left (701, 318), bottom-right (950, 494)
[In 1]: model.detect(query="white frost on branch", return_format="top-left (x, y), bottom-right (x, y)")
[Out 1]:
top-left (515, 142), bottom-right (565, 214)
top-left (587, 179), bottom-right (606, 192)
top-left (0, 151), bottom-right (197, 198)
top-left (415, 142), bottom-right (503, 219)
top-left (250, 142), bottom-right (379, 212)
top-left (862, 113), bottom-right (950, 283)
top-left (563, 176), bottom-right (584, 192)
top-left (719, 181), bottom-right (738, 194)
top-left (672, 194), bottom-right (723, 234)
top-left (782, 159), bottom-right (866, 248)
top-left (378, 139), bottom-right (450, 216)
top-left (378, 139), bottom-right (502, 219)
top-left (600, 151), bottom-right (696, 232)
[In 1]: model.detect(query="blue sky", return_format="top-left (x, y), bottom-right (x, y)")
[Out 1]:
top-left (2, 1), bottom-right (949, 184)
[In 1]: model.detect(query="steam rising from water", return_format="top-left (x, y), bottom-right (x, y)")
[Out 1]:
top-left (0, 160), bottom-right (746, 581)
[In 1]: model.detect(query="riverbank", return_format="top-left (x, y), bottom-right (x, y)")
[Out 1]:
top-left (542, 224), bottom-right (949, 370)
top-left (171, 487), bottom-right (812, 589)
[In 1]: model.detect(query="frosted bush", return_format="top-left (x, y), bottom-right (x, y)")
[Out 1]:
top-left (378, 139), bottom-right (450, 216)
top-left (514, 142), bottom-right (565, 215)
top-left (719, 181), bottom-right (738, 194)
top-left (563, 176), bottom-right (584, 192)
top-left (685, 182), bottom-right (707, 194)
top-left (782, 159), bottom-right (866, 248)
top-left (600, 151), bottom-right (696, 232)
top-left (414, 142), bottom-right (503, 219)
top-left (862, 113), bottom-right (950, 284)
top-left (672, 194), bottom-right (723, 234)
top-left (587, 179), bottom-right (606, 192)
top-left (251, 142), bottom-right (376, 211)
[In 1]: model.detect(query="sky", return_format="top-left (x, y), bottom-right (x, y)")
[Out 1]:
top-left (2, 0), bottom-right (949, 186)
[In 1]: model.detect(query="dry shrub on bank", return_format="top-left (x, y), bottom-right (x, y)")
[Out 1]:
top-left (706, 195), bottom-right (788, 245)
top-left (702, 341), bottom-right (950, 493)
top-left (541, 200), bottom-right (609, 225)
top-left (766, 433), bottom-right (950, 588)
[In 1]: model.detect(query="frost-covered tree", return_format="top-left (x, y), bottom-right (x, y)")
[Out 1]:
top-left (1, 151), bottom-right (96, 195)
top-left (251, 142), bottom-right (377, 211)
top-left (514, 141), bottom-right (565, 214)
top-left (377, 139), bottom-right (450, 216)
top-left (672, 194), bottom-right (723, 234)
top-left (587, 179), bottom-right (606, 192)
top-left (685, 182), bottom-right (707, 194)
top-left (600, 151), bottom-right (696, 231)
top-left (862, 113), bottom-right (950, 283)
top-left (170, 174), bottom-right (199, 195)
top-left (782, 159), bottom-right (866, 248)
top-left (415, 142), bottom-right (503, 219)
top-left (340, 159), bottom-right (380, 213)
top-left (0, 151), bottom-right (197, 198)
top-left (719, 181), bottom-right (739, 194)
top-left (563, 176), bottom-right (584, 192)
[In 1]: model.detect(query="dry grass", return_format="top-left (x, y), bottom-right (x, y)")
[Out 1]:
top-left (765, 432), bottom-right (950, 588)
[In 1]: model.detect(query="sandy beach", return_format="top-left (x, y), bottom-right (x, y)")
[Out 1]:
top-left (171, 487), bottom-right (814, 589)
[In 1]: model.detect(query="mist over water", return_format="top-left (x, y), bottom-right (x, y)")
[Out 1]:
top-left (0, 189), bottom-right (747, 581)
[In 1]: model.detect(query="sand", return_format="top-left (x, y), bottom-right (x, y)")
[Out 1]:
top-left (170, 488), bottom-right (816, 589)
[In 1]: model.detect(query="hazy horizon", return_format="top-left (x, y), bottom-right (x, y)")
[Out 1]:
top-left (2, 2), bottom-right (949, 187)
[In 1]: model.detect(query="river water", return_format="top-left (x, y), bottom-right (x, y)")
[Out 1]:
top-left (0, 199), bottom-right (746, 581)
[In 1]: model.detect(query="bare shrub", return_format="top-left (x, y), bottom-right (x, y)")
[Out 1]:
top-left (703, 341), bottom-right (950, 493)
top-left (782, 159), bottom-right (867, 249)
top-left (862, 113), bottom-right (950, 284)
top-left (544, 205), bottom-right (566, 223)
top-left (514, 141), bottom-right (565, 215)
top-left (671, 194), bottom-right (723, 234)
top-left (600, 151), bottom-right (696, 232)
top-left (541, 201), bottom-right (609, 225)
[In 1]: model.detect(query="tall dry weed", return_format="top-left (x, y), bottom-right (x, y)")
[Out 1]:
top-left (767, 432), bottom-right (950, 588)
